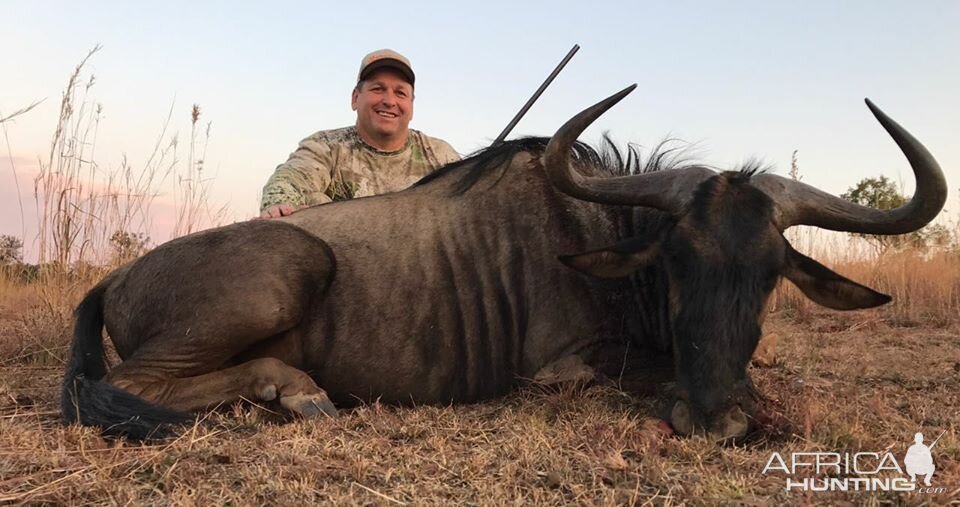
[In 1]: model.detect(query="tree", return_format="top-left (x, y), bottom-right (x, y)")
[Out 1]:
top-left (0, 235), bottom-right (23, 265)
top-left (109, 231), bottom-right (150, 264)
top-left (840, 176), bottom-right (950, 254)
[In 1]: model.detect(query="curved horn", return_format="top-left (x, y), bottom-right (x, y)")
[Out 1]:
top-left (753, 99), bottom-right (947, 233)
top-left (542, 85), bottom-right (712, 214)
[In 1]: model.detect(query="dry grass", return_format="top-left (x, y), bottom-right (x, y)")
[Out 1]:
top-left (775, 224), bottom-right (960, 330)
top-left (775, 249), bottom-right (960, 329)
top-left (1, 309), bottom-right (958, 504)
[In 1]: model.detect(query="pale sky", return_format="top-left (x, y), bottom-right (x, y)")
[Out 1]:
top-left (2, 1), bottom-right (958, 259)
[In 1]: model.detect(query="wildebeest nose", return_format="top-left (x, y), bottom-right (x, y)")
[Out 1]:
top-left (670, 400), bottom-right (750, 441)
top-left (709, 405), bottom-right (749, 441)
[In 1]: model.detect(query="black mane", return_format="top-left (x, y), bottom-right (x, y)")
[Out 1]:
top-left (415, 135), bottom-right (703, 196)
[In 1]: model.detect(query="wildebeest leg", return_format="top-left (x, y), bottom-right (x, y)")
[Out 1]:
top-left (99, 221), bottom-right (339, 419)
top-left (103, 288), bottom-right (336, 418)
top-left (533, 355), bottom-right (596, 385)
top-left (107, 357), bottom-right (337, 417)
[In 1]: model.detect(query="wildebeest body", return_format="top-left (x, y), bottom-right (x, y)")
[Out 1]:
top-left (63, 87), bottom-right (947, 440)
top-left (276, 151), bottom-right (631, 404)
top-left (89, 150), bottom-right (635, 418)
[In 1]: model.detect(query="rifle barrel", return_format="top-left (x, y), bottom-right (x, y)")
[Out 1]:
top-left (493, 44), bottom-right (580, 146)
top-left (929, 430), bottom-right (946, 448)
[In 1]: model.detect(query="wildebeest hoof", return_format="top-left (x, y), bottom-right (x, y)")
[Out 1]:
top-left (280, 393), bottom-right (338, 418)
top-left (534, 355), bottom-right (596, 386)
top-left (751, 333), bottom-right (778, 367)
top-left (255, 384), bottom-right (278, 401)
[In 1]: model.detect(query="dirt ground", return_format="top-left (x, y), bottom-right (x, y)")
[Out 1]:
top-left (1, 308), bottom-right (958, 505)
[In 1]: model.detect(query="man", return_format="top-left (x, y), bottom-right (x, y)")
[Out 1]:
top-left (260, 49), bottom-right (460, 218)
top-left (905, 432), bottom-right (936, 486)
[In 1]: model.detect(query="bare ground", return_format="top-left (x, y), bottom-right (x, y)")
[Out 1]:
top-left (1, 308), bottom-right (958, 505)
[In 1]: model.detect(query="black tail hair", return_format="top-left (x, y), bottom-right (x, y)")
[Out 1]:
top-left (61, 282), bottom-right (193, 439)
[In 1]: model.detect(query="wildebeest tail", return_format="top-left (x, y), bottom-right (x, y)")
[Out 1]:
top-left (61, 281), bottom-right (192, 439)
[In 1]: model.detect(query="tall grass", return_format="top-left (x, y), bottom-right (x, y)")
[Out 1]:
top-left (174, 104), bottom-right (227, 237)
top-left (775, 226), bottom-right (960, 327)
top-left (32, 47), bottom-right (223, 272)
top-left (1, 47), bottom-right (226, 363)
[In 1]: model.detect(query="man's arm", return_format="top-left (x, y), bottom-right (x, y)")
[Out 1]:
top-left (420, 134), bottom-right (461, 169)
top-left (434, 139), bottom-right (461, 166)
top-left (260, 133), bottom-right (337, 217)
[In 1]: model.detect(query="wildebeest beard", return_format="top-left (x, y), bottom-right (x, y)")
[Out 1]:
top-left (669, 263), bottom-right (770, 418)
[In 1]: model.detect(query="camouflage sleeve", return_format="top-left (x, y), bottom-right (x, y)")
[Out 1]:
top-left (433, 138), bottom-right (461, 166)
top-left (260, 133), bottom-right (337, 211)
top-left (422, 135), bottom-right (461, 169)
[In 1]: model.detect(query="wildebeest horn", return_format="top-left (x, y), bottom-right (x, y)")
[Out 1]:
top-left (752, 99), bottom-right (947, 233)
top-left (543, 85), bottom-right (713, 213)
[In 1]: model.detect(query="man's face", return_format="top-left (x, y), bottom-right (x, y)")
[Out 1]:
top-left (352, 68), bottom-right (414, 146)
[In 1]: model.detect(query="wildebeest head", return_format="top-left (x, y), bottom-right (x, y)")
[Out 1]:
top-left (545, 85), bottom-right (947, 440)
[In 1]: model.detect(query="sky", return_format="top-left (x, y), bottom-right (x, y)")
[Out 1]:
top-left (1, 1), bottom-right (958, 259)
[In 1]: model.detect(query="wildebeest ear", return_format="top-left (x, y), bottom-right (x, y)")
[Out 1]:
top-left (559, 237), bottom-right (660, 279)
top-left (782, 244), bottom-right (891, 310)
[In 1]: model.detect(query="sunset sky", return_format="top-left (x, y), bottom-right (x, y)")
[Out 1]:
top-left (2, 1), bottom-right (958, 260)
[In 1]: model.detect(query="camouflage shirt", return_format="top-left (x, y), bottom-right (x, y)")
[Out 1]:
top-left (260, 127), bottom-right (460, 210)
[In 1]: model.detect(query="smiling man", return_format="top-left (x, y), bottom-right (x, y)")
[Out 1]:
top-left (260, 49), bottom-right (460, 218)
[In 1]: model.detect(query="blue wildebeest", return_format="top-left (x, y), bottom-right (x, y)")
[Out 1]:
top-left (62, 86), bottom-right (947, 440)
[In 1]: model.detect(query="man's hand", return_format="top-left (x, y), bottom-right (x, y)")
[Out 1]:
top-left (260, 204), bottom-right (297, 219)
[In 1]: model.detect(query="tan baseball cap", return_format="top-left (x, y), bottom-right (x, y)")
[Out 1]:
top-left (357, 49), bottom-right (415, 86)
